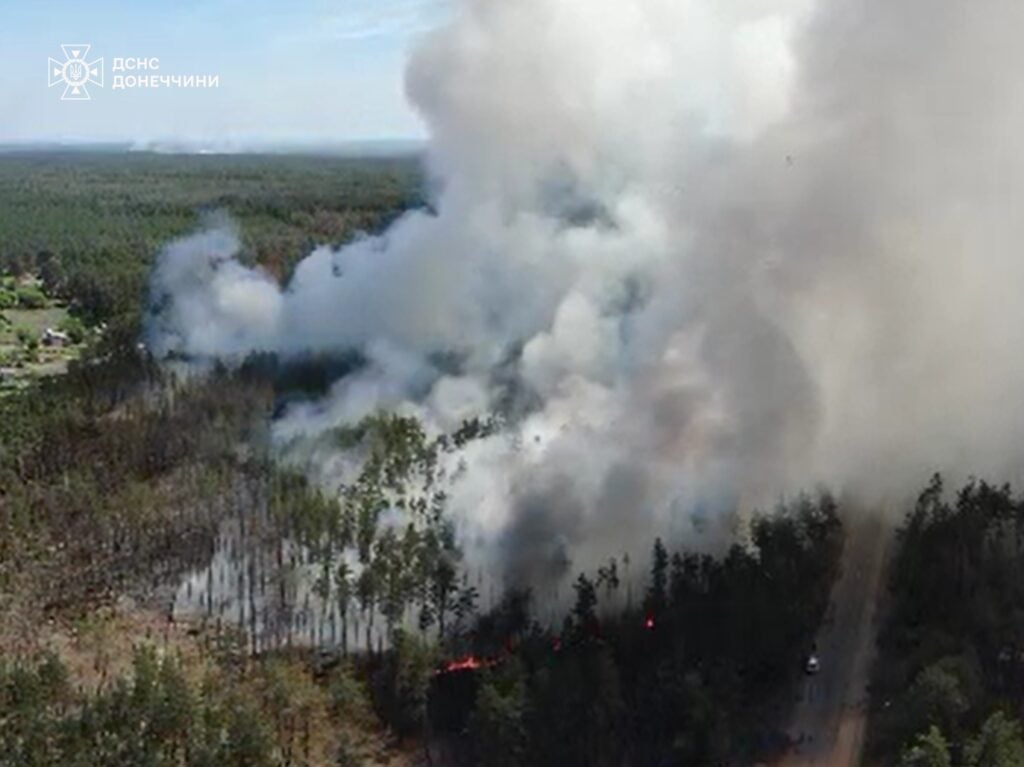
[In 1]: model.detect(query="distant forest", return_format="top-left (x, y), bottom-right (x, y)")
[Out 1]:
top-left (0, 151), bottom-right (423, 332)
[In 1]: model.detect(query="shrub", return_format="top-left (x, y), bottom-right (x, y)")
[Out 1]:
top-left (58, 315), bottom-right (87, 344)
top-left (14, 326), bottom-right (38, 350)
top-left (15, 285), bottom-right (46, 309)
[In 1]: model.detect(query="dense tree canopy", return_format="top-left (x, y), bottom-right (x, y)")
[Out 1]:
top-left (870, 476), bottom-right (1024, 766)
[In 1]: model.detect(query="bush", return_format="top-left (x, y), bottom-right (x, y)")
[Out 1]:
top-left (14, 326), bottom-right (38, 351)
top-left (15, 285), bottom-right (46, 309)
top-left (58, 315), bottom-right (87, 345)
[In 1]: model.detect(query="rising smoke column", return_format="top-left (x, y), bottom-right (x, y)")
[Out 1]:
top-left (147, 0), bottom-right (1024, 585)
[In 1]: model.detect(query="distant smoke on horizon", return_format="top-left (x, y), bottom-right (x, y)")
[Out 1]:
top-left (146, 0), bottom-right (1024, 586)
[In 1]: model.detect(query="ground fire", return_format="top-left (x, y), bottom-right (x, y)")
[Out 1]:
top-left (437, 654), bottom-right (498, 675)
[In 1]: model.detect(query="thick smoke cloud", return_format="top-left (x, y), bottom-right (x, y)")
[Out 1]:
top-left (147, 0), bottom-right (1024, 585)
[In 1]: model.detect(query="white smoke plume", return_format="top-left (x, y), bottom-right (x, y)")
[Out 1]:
top-left (147, 0), bottom-right (1024, 584)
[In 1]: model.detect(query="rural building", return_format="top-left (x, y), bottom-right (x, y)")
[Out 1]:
top-left (42, 328), bottom-right (71, 348)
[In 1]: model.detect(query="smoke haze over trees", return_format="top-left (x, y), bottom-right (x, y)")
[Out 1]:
top-left (148, 0), bottom-right (1024, 587)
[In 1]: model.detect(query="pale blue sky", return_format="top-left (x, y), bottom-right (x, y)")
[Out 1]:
top-left (0, 0), bottom-right (450, 145)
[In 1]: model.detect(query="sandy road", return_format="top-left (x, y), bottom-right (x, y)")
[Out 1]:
top-left (777, 513), bottom-right (890, 767)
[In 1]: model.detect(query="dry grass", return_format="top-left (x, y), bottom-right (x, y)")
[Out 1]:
top-left (0, 600), bottom-right (417, 767)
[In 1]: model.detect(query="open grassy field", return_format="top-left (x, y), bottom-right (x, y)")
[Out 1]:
top-left (0, 303), bottom-right (76, 391)
top-left (0, 306), bottom-right (69, 343)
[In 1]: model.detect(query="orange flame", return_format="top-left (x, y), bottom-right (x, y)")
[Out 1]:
top-left (437, 655), bottom-right (498, 675)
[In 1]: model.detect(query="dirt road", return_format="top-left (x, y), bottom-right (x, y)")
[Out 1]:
top-left (777, 513), bottom-right (890, 767)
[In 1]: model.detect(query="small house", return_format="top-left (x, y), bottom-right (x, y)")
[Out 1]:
top-left (42, 328), bottom-right (71, 348)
